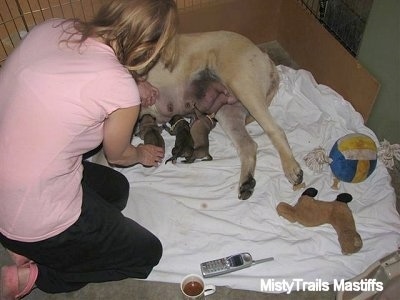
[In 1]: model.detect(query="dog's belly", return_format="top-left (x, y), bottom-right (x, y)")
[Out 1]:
top-left (141, 85), bottom-right (194, 124)
top-left (142, 67), bottom-right (238, 123)
top-left (141, 68), bottom-right (238, 124)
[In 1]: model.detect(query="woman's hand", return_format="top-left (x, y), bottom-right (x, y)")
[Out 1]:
top-left (136, 144), bottom-right (164, 167)
top-left (103, 106), bottom-right (165, 167)
top-left (137, 80), bottom-right (159, 107)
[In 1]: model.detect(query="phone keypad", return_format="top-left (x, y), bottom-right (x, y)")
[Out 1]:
top-left (202, 259), bottom-right (229, 272)
top-left (200, 253), bottom-right (254, 278)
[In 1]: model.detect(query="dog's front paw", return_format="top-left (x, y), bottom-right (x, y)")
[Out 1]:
top-left (283, 160), bottom-right (303, 185)
top-left (238, 176), bottom-right (256, 200)
top-left (282, 158), bottom-right (303, 185)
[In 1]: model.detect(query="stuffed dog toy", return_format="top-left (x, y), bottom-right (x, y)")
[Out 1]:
top-left (276, 188), bottom-right (362, 255)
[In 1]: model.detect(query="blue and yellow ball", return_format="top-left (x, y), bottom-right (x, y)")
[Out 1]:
top-left (329, 133), bottom-right (377, 183)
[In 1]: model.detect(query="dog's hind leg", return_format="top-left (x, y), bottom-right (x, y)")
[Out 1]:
top-left (216, 103), bottom-right (257, 200)
top-left (223, 57), bottom-right (303, 186)
top-left (249, 100), bottom-right (303, 185)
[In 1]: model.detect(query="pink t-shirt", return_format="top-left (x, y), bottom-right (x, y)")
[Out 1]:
top-left (0, 19), bottom-right (140, 242)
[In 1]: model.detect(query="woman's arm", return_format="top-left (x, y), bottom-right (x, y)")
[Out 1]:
top-left (103, 106), bottom-right (164, 167)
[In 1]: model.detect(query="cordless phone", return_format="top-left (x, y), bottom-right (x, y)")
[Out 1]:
top-left (200, 252), bottom-right (274, 278)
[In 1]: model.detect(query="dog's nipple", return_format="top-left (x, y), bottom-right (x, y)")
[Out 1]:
top-left (185, 102), bottom-right (192, 109)
top-left (167, 102), bottom-right (174, 113)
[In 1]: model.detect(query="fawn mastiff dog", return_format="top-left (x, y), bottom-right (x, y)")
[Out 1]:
top-left (138, 31), bottom-right (303, 200)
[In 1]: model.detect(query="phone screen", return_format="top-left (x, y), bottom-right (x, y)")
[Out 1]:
top-left (228, 255), bottom-right (244, 266)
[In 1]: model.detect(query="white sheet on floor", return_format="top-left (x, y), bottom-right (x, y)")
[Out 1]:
top-left (119, 65), bottom-right (400, 293)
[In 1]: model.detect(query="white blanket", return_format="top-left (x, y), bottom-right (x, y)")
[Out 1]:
top-left (118, 66), bottom-right (400, 293)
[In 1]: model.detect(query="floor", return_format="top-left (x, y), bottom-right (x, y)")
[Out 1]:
top-left (1, 41), bottom-right (399, 300)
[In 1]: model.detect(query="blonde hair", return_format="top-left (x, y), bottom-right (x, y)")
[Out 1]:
top-left (71, 0), bottom-right (178, 78)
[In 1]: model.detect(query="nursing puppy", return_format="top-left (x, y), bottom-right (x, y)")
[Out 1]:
top-left (183, 113), bottom-right (216, 163)
top-left (138, 114), bottom-right (165, 150)
top-left (164, 115), bottom-right (193, 164)
top-left (141, 31), bottom-right (303, 200)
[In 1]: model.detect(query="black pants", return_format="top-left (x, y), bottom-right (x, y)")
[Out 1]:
top-left (0, 161), bottom-right (162, 293)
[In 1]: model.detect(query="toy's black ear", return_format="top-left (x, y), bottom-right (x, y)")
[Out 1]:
top-left (302, 188), bottom-right (318, 197)
top-left (336, 193), bottom-right (353, 203)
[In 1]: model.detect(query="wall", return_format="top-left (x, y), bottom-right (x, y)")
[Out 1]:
top-left (177, 0), bottom-right (280, 42)
top-left (277, 0), bottom-right (379, 121)
top-left (358, 0), bottom-right (400, 142)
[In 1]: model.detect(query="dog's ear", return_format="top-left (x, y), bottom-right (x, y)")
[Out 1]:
top-left (336, 193), bottom-right (353, 203)
top-left (302, 187), bottom-right (318, 197)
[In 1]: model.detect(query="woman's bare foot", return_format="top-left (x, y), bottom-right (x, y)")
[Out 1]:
top-left (1, 262), bottom-right (38, 299)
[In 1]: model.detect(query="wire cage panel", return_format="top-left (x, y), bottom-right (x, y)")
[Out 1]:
top-left (300, 0), bottom-right (373, 56)
top-left (0, 0), bottom-right (103, 65)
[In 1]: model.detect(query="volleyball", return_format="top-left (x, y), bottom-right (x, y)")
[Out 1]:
top-left (329, 133), bottom-right (377, 183)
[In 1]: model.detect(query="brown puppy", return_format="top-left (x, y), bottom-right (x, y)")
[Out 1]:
top-left (141, 31), bottom-right (303, 199)
top-left (138, 114), bottom-right (165, 150)
top-left (184, 114), bottom-right (216, 163)
top-left (164, 115), bottom-right (193, 164)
